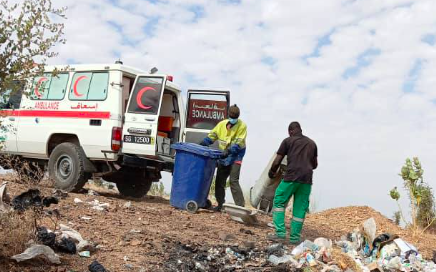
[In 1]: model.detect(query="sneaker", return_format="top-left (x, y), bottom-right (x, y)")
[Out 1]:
top-left (213, 205), bottom-right (223, 212)
top-left (267, 234), bottom-right (287, 243)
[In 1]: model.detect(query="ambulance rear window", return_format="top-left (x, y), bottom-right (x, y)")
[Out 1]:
top-left (69, 72), bottom-right (109, 101)
top-left (128, 77), bottom-right (163, 115)
top-left (186, 93), bottom-right (228, 130)
top-left (31, 73), bottom-right (69, 100)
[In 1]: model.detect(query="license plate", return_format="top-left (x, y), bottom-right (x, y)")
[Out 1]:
top-left (123, 135), bottom-right (154, 144)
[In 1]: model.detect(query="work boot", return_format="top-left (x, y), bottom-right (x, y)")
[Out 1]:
top-left (266, 234), bottom-right (287, 244)
top-left (213, 205), bottom-right (223, 212)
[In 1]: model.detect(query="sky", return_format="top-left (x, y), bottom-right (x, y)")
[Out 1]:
top-left (48, 0), bottom-right (436, 218)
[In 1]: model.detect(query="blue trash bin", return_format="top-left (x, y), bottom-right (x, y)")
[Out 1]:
top-left (170, 143), bottom-right (223, 213)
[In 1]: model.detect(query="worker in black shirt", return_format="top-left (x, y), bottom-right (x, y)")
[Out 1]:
top-left (267, 122), bottom-right (318, 244)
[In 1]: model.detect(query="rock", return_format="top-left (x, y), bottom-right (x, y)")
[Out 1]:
top-left (74, 198), bottom-right (83, 204)
top-left (123, 201), bottom-right (131, 208)
top-left (219, 232), bottom-right (236, 241)
top-left (130, 239), bottom-right (142, 246)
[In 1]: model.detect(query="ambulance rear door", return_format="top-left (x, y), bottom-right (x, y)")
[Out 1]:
top-left (183, 90), bottom-right (230, 147)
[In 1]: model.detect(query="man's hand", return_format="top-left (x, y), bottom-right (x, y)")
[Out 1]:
top-left (220, 149), bottom-right (229, 159)
top-left (268, 169), bottom-right (276, 179)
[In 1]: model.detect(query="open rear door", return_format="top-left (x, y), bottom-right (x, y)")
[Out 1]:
top-left (183, 90), bottom-right (230, 146)
top-left (122, 75), bottom-right (166, 156)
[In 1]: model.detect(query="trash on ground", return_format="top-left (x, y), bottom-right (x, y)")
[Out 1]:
top-left (12, 189), bottom-right (58, 211)
top-left (123, 201), bottom-right (132, 208)
top-left (79, 251), bottom-right (91, 258)
top-left (11, 244), bottom-right (61, 264)
top-left (0, 181), bottom-right (11, 212)
top-left (222, 203), bottom-right (258, 225)
top-left (37, 226), bottom-right (56, 248)
top-left (56, 237), bottom-right (77, 254)
top-left (52, 189), bottom-right (69, 199)
top-left (74, 198), bottom-right (83, 204)
top-left (89, 260), bottom-right (108, 272)
top-left (60, 224), bottom-right (91, 251)
top-left (88, 199), bottom-right (110, 211)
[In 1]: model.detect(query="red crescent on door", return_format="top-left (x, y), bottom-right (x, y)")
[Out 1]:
top-left (136, 87), bottom-right (156, 110)
top-left (73, 76), bottom-right (87, 97)
top-left (34, 77), bottom-right (48, 98)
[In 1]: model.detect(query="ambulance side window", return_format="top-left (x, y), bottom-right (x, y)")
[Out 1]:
top-left (69, 72), bottom-right (108, 101)
top-left (31, 73), bottom-right (69, 100)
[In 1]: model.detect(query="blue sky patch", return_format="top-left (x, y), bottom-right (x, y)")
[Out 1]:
top-left (422, 34), bottom-right (436, 46)
top-left (402, 59), bottom-right (424, 93)
top-left (261, 56), bottom-right (276, 66)
top-left (303, 30), bottom-right (334, 62)
top-left (342, 48), bottom-right (381, 79)
top-left (189, 5), bottom-right (205, 22)
top-left (144, 16), bottom-right (160, 37)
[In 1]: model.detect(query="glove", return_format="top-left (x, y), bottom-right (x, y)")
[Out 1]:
top-left (220, 149), bottom-right (229, 159)
top-left (199, 141), bottom-right (208, 146)
top-left (268, 169), bottom-right (276, 179)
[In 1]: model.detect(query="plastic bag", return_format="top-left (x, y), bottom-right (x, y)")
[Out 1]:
top-left (362, 218), bottom-right (377, 245)
top-left (11, 244), bottom-right (61, 264)
top-left (314, 237), bottom-right (332, 249)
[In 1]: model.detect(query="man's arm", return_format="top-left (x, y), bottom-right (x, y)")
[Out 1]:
top-left (268, 139), bottom-right (288, 178)
top-left (312, 144), bottom-right (318, 169)
top-left (199, 123), bottom-right (220, 146)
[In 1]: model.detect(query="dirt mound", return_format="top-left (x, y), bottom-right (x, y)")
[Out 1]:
top-left (305, 206), bottom-right (436, 259)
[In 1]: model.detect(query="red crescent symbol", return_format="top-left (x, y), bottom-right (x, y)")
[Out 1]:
top-left (73, 76), bottom-right (88, 97)
top-left (136, 87), bottom-right (156, 110)
top-left (34, 77), bottom-right (48, 98)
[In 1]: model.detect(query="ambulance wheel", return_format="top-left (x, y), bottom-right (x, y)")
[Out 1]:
top-left (48, 142), bottom-right (89, 192)
top-left (186, 201), bottom-right (198, 213)
top-left (117, 180), bottom-right (152, 198)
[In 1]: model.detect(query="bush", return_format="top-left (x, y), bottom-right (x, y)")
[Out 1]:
top-left (0, 211), bottom-right (35, 257)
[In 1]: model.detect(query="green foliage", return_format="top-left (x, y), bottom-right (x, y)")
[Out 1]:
top-left (390, 157), bottom-right (436, 233)
top-left (392, 211), bottom-right (401, 226)
top-left (149, 181), bottom-right (166, 197)
top-left (0, 0), bottom-right (66, 94)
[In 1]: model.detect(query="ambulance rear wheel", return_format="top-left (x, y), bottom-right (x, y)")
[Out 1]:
top-left (116, 178), bottom-right (152, 198)
top-left (48, 142), bottom-right (89, 192)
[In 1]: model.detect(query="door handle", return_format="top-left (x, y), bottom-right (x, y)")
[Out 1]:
top-left (145, 118), bottom-right (155, 122)
top-left (8, 117), bottom-right (15, 121)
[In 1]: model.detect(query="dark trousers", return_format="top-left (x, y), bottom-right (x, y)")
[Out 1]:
top-left (215, 163), bottom-right (245, 207)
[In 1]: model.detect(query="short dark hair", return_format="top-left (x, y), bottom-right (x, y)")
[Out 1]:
top-left (288, 122), bottom-right (301, 132)
top-left (229, 104), bottom-right (240, 118)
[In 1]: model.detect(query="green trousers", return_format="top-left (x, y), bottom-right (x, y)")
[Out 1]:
top-left (272, 180), bottom-right (312, 243)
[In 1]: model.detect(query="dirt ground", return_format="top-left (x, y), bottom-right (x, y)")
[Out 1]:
top-left (1, 178), bottom-right (436, 272)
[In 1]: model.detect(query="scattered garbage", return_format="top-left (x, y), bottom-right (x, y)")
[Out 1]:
top-left (0, 181), bottom-right (11, 212)
top-left (60, 224), bottom-right (92, 251)
top-left (56, 237), bottom-right (77, 254)
top-left (37, 226), bottom-right (56, 248)
top-left (88, 199), bottom-right (110, 211)
top-left (12, 189), bottom-right (58, 211)
top-left (79, 251), bottom-right (91, 258)
top-left (87, 189), bottom-right (99, 196)
top-left (222, 203), bottom-right (258, 225)
top-left (11, 244), bottom-right (61, 264)
top-left (124, 201), bottom-right (132, 208)
top-left (89, 260), bottom-right (108, 272)
top-left (74, 197), bottom-right (83, 204)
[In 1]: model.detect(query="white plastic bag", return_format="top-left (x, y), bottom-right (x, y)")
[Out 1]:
top-left (12, 245), bottom-right (61, 264)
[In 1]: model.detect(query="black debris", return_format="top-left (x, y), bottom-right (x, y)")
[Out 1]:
top-left (42, 197), bottom-right (59, 207)
top-left (12, 189), bottom-right (42, 211)
top-left (37, 226), bottom-right (56, 248)
top-left (239, 228), bottom-right (254, 235)
top-left (56, 237), bottom-right (77, 254)
top-left (89, 260), bottom-right (108, 272)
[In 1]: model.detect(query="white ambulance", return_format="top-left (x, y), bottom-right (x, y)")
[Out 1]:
top-left (0, 63), bottom-right (230, 197)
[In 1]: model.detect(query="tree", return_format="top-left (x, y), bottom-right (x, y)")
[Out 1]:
top-left (0, 0), bottom-right (66, 95)
top-left (390, 157), bottom-right (436, 234)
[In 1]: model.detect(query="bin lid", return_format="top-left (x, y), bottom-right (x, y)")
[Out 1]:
top-left (171, 143), bottom-right (223, 159)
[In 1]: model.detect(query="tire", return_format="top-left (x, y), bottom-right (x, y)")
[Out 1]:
top-left (48, 142), bottom-right (89, 192)
top-left (107, 167), bottom-right (153, 198)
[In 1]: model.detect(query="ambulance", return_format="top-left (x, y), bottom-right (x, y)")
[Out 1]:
top-left (0, 63), bottom-right (230, 197)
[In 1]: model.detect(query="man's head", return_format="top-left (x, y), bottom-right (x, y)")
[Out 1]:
top-left (288, 121), bottom-right (302, 136)
top-left (228, 104), bottom-right (240, 124)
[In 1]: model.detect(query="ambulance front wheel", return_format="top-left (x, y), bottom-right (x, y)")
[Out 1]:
top-left (48, 142), bottom-right (89, 192)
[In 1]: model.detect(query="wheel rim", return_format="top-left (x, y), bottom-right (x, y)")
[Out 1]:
top-left (56, 154), bottom-right (73, 181)
top-left (186, 201), bottom-right (198, 213)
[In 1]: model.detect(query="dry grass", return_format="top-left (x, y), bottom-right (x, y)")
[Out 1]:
top-left (0, 211), bottom-right (35, 257)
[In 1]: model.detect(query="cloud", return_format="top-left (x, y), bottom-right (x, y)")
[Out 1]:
top-left (48, 0), bottom-right (436, 217)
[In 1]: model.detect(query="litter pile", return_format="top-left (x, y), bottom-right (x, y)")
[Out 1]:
top-left (0, 182), bottom-right (109, 272)
top-left (267, 218), bottom-right (436, 272)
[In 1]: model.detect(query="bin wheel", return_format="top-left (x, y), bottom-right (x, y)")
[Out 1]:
top-left (186, 201), bottom-right (198, 213)
top-left (204, 199), bottom-right (212, 209)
